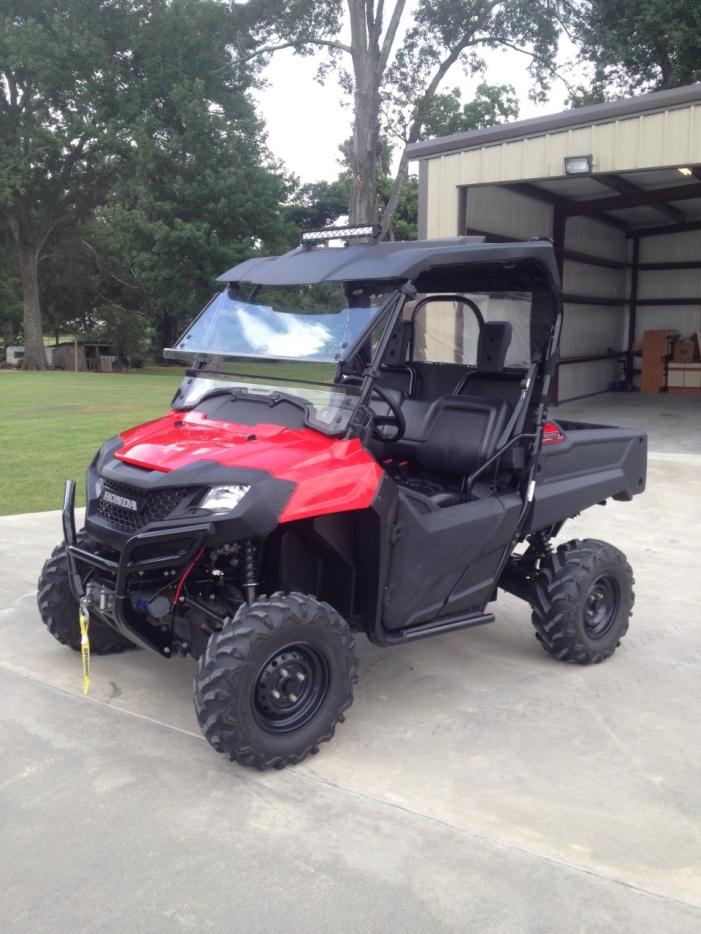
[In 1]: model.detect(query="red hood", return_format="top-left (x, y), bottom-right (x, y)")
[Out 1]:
top-left (115, 410), bottom-right (383, 523)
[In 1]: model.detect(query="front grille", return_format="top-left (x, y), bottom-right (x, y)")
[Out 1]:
top-left (97, 479), bottom-right (193, 533)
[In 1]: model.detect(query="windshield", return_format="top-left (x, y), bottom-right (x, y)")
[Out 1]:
top-left (167, 282), bottom-right (400, 436)
top-left (165, 282), bottom-right (395, 363)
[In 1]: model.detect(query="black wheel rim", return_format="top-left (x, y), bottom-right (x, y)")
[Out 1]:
top-left (583, 575), bottom-right (620, 639)
top-left (253, 643), bottom-right (330, 734)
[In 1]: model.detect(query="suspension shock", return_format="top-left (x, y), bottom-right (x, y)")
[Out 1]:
top-left (243, 540), bottom-right (259, 604)
top-left (531, 530), bottom-right (553, 559)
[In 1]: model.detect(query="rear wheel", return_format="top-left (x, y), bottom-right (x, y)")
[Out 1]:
top-left (530, 538), bottom-right (634, 664)
top-left (37, 537), bottom-right (136, 655)
top-left (194, 592), bottom-right (358, 770)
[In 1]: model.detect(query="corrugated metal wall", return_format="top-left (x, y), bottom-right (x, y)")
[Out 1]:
top-left (559, 217), bottom-right (628, 400)
top-left (461, 185), bottom-right (628, 400)
top-left (636, 230), bottom-right (701, 339)
top-left (464, 186), bottom-right (552, 239)
top-left (423, 104), bottom-right (701, 195)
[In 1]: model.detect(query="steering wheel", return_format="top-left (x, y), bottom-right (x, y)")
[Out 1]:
top-left (369, 383), bottom-right (406, 443)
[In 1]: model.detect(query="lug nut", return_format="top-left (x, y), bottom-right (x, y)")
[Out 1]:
top-left (296, 672), bottom-right (305, 682)
top-left (271, 689), bottom-right (281, 700)
top-left (288, 693), bottom-right (298, 703)
top-left (280, 668), bottom-right (289, 678)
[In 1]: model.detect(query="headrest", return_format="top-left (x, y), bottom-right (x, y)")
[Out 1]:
top-left (384, 319), bottom-right (412, 367)
top-left (477, 321), bottom-right (512, 371)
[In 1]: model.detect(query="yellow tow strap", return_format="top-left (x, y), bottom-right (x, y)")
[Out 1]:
top-left (79, 600), bottom-right (91, 695)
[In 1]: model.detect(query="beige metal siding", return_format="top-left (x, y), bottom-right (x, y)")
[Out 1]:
top-left (559, 217), bottom-right (628, 399)
top-left (424, 102), bottom-right (701, 240)
top-left (635, 229), bottom-right (701, 339)
top-left (565, 216), bottom-right (628, 262)
top-left (558, 358), bottom-right (621, 400)
top-left (465, 186), bottom-right (552, 240)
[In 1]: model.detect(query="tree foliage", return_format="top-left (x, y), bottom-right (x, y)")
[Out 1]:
top-left (569, 0), bottom-right (701, 103)
top-left (420, 83), bottom-right (520, 138)
top-left (0, 0), bottom-right (136, 366)
top-left (0, 0), bottom-right (294, 365)
top-left (86, 0), bottom-right (295, 349)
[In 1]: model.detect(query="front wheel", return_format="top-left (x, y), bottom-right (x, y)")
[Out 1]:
top-left (530, 538), bottom-right (634, 664)
top-left (193, 592), bottom-right (358, 770)
top-left (37, 538), bottom-right (137, 655)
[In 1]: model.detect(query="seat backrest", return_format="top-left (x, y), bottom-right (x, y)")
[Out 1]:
top-left (412, 395), bottom-right (510, 476)
top-left (458, 369), bottom-right (525, 406)
top-left (392, 321), bottom-right (514, 403)
top-left (457, 320), bottom-right (524, 404)
top-left (383, 320), bottom-right (412, 368)
top-left (411, 361), bottom-right (468, 400)
top-left (376, 394), bottom-right (510, 478)
top-left (477, 321), bottom-right (513, 371)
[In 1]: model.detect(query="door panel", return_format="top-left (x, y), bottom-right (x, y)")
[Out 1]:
top-left (382, 491), bottom-right (521, 630)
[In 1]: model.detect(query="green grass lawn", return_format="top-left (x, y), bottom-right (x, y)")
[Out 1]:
top-left (0, 368), bottom-right (182, 515)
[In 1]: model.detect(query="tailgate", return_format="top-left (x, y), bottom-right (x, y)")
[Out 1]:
top-left (526, 419), bottom-right (647, 533)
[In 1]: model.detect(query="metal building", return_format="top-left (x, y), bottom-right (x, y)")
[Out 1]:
top-left (407, 84), bottom-right (701, 401)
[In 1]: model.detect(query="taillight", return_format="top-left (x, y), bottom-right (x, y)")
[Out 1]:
top-left (542, 421), bottom-right (565, 445)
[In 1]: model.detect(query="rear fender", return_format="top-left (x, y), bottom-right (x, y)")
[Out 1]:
top-left (526, 421), bottom-right (647, 532)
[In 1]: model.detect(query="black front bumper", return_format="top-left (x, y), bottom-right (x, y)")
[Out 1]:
top-left (62, 480), bottom-right (213, 653)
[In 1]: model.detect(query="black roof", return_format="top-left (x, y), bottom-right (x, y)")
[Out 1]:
top-left (217, 237), bottom-right (560, 288)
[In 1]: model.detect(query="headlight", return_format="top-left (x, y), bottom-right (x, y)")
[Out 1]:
top-left (198, 484), bottom-right (250, 513)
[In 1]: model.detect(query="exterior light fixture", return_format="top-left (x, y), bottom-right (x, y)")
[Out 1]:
top-left (564, 155), bottom-right (593, 175)
top-left (678, 167), bottom-right (693, 176)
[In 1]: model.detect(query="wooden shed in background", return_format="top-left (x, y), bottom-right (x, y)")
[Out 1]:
top-left (48, 341), bottom-right (116, 372)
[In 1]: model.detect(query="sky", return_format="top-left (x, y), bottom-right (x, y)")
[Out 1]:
top-left (254, 40), bottom-right (578, 184)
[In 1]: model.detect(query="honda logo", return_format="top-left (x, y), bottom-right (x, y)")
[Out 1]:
top-left (102, 490), bottom-right (139, 512)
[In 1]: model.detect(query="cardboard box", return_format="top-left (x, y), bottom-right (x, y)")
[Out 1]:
top-left (673, 339), bottom-right (696, 363)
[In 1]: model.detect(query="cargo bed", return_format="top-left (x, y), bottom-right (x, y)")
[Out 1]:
top-left (527, 420), bottom-right (648, 533)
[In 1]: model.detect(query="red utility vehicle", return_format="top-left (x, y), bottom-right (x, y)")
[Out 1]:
top-left (38, 228), bottom-right (647, 769)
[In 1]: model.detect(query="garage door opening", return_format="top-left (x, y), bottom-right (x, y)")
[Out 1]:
top-left (408, 83), bottom-right (701, 404)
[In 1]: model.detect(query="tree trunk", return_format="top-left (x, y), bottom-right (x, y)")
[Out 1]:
top-left (380, 146), bottom-right (410, 239)
top-left (346, 0), bottom-right (383, 226)
top-left (14, 236), bottom-right (47, 369)
top-left (156, 307), bottom-right (180, 353)
top-left (348, 82), bottom-right (381, 224)
top-left (3, 317), bottom-right (15, 351)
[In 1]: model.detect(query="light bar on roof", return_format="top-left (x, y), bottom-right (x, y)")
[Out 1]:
top-left (301, 223), bottom-right (381, 246)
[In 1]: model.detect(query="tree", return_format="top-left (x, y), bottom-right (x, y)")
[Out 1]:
top-left (420, 82), bottom-right (520, 138)
top-left (85, 0), bottom-right (295, 350)
top-left (0, 0), bottom-right (294, 364)
top-left (89, 304), bottom-right (153, 369)
top-left (0, 0), bottom-right (133, 368)
top-left (570, 0), bottom-right (701, 103)
top-left (245, 0), bottom-right (563, 233)
top-left (291, 83), bottom-right (519, 241)
top-left (0, 229), bottom-right (21, 352)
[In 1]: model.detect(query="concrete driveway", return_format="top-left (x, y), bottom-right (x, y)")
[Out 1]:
top-left (1, 394), bottom-right (700, 932)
